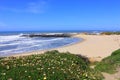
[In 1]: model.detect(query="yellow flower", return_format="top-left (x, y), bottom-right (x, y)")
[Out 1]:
top-left (8, 78), bottom-right (12, 80)
top-left (43, 73), bottom-right (46, 76)
top-left (6, 65), bottom-right (10, 69)
top-left (1, 73), bottom-right (6, 76)
top-left (43, 76), bottom-right (47, 80)
top-left (28, 76), bottom-right (31, 78)
top-left (25, 70), bottom-right (27, 73)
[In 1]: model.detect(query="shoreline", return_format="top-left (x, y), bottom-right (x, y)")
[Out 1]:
top-left (2, 34), bottom-right (120, 61)
top-left (11, 35), bottom-right (84, 57)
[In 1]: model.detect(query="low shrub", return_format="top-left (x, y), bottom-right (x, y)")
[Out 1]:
top-left (95, 49), bottom-right (120, 74)
top-left (0, 50), bottom-right (103, 80)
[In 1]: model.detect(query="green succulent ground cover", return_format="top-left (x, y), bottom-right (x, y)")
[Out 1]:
top-left (95, 49), bottom-right (120, 74)
top-left (101, 32), bottom-right (120, 35)
top-left (0, 50), bottom-right (103, 80)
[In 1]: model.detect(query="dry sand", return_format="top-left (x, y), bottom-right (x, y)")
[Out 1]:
top-left (13, 34), bottom-right (120, 61)
top-left (102, 68), bottom-right (120, 80)
top-left (55, 34), bottom-right (120, 61)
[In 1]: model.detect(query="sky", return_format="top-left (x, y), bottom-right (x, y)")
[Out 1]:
top-left (0, 0), bottom-right (120, 31)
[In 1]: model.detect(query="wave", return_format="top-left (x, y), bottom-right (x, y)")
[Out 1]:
top-left (0, 37), bottom-right (64, 47)
top-left (0, 38), bottom-right (67, 53)
top-left (0, 34), bottom-right (24, 43)
top-left (0, 36), bottom-right (64, 53)
top-left (0, 40), bottom-right (56, 54)
top-left (0, 44), bottom-right (41, 53)
top-left (0, 33), bottom-right (81, 56)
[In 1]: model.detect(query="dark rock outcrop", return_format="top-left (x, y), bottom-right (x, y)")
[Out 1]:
top-left (21, 33), bottom-right (71, 38)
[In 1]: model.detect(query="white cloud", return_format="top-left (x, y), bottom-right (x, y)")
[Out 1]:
top-left (0, 0), bottom-right (49, 14)
top-left (27, 0), bottom-right (47, 13)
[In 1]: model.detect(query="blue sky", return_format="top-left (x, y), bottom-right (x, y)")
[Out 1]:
top-left (0, 0), bottom-right (120, 31)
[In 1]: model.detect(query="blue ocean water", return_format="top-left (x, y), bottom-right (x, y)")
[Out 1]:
top-left (1, 30), bottom-right (117, 57)
top-left (0, 31), bottom-right (83, 57)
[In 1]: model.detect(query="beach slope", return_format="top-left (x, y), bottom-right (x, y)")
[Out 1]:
top-left (14, 34), bottom-right (120, 61)
top-left (55, 34), bottom-right (120, 60)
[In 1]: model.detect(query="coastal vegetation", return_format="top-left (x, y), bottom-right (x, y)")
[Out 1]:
top-left (100, 32), bottom-right (120, 35)
top-left (0, 50), bottom-right (103, 80)
top-left (95, 49), bottom-right (120, 74)
top-left (1, 49), bottom-right (120, 80)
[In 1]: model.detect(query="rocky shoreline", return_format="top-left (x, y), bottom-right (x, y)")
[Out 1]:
top-left (21, 33), bottom-right (72, 37)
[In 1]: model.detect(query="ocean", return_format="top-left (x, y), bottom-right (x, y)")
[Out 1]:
top-left (0, 31), bottom-right (83, 57)
top-left (1, 30), bottom-right (117, 57)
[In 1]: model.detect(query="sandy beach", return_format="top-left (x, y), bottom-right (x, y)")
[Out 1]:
top-left (13, 34), bottom-right (120, 61)
top-left (56, 34), bottom-right (120, 61)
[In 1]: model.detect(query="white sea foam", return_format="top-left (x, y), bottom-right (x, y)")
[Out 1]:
top-left (0, 42), bottom-right (49, 53)
top-left (0, 33), bottom-right (80, 57)
top-left (0, 43), bottom-right (19, 47)
top-left (0, 36), bottom-right (64, 53)
top-left (0, 35), bottom-right (23, 42)
top-left (0, 37), bottom-right (64, 47)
